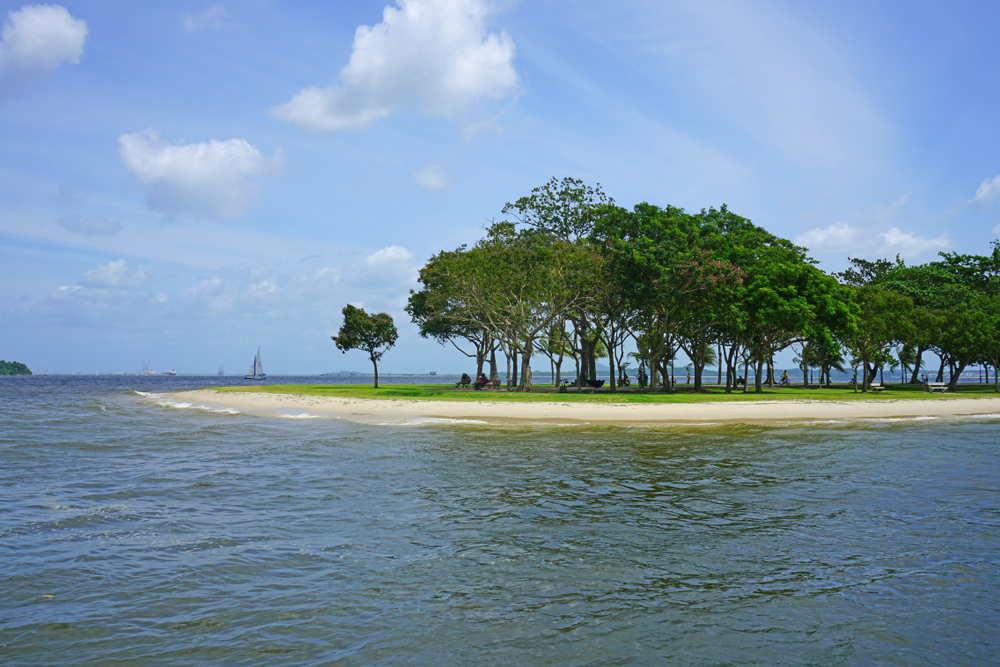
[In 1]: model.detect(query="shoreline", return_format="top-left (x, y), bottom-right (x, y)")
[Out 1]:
top-left (165, 390), bottom-right (1000, 425)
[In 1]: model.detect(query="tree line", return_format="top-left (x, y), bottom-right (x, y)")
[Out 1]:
top-left (403, 178), bottom-right (1000, 394)
top-left (0, 360), bottom-right (32, 375)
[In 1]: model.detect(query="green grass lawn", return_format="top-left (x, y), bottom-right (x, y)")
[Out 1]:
top-left (214, 382), bottom-right (1000, 404)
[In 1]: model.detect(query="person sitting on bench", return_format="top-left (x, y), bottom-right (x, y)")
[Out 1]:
top-left (474, 373), bottom-right (489, 390)
top-left (456, 373), bottom-right (471, 388)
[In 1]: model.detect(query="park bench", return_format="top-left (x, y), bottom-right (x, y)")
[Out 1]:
top-left (927, 382), bottom-right (948, 392)
top-left (489, 378), bottom-right (501, 390)
top-left (455, 378), bottom-right (470, 389)
top-left (869, 382), bottom-right (884, 392)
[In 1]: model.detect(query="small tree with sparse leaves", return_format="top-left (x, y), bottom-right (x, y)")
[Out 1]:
top-left (331, 304), bottom-right (398, 388)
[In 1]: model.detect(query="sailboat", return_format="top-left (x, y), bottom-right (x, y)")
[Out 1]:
top-left (244, 348), bottom-right (266, 380)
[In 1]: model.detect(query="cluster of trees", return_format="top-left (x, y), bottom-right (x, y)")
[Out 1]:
top-left (406, 177), bottom-right (1000, 394)
top-left (0, 360), bottom-right (32, 375)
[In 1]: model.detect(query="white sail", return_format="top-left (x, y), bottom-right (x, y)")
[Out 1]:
top-left (245, 348), bottom-right (265, 380)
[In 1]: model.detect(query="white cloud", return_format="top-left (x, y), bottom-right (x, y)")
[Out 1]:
top-left (0, 4), bottom-right (87, 100)
top-left (55, 214), bottom-right (123, 237)
top-left (793, 223), bottom-right (857, 251)
top-left (969, 175), bottom-right (1000, 207)
top-left (795, 222), bottom-right (952, 261)
top-left (82, 259), bottom-right (153, 289)
top-left (118, 130), bottom-right (283, 219)
top-left (365, 245), bottom-right (414, 266)
top-left (877, 227), bottom-right (951, 256)
top-left (271, 0), bottom-right (519, 131)
top-left (182, 5), bottom-right (228, 33)
top-left (413, 163), bottom-right (450, 192)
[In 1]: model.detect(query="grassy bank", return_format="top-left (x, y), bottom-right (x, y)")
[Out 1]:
top-left (214, 382), bottom-right (1000, 404)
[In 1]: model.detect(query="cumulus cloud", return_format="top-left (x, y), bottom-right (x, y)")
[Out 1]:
top-left (182, 5), bottom-right (228, 33)
top-left (793, 223), bottom-right (857, 252)
top-left (795, 222), bottom-right (952, 260)
top-left (412, 163), bottom-right (450, 192)
top-left (82, 259), bottom-right (154, 289)
top-left (0, 4), bottom-right (87, 101)
top-left (969, 175), bottom-right (1000, 207)
top-left (271, 0), bottom-right (518, 131)
top-left (118, 130), bottom-right (283, 219)
top-left (876, 227), bottom-right (951, 256)
top-left (55, 214), bottom-right (123, 237)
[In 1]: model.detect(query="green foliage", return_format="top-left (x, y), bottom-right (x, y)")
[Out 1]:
top-left (332, 304), bottom-right (398, 388)
top-left (0, 360), bottom-right (32, 375)
top-left (406, 177), bottom-right (1000, 396)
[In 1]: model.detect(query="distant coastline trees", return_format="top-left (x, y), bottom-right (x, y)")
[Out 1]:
top-left (0, 360), bottom-right (32, 375)
top-left (408, 178), bottom-right (1000, 393)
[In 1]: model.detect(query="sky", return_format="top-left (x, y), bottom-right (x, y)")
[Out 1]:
top-left (2, 0), bottom-right (999, 375)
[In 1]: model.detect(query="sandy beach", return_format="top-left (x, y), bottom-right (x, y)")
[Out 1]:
top-left (167, 389), bottom-right (1000, 425)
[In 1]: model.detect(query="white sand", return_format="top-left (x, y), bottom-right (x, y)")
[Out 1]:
top-left (166, 389), bottom-right (1000, 425)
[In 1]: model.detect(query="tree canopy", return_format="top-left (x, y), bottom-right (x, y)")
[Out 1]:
top-left (332, 304), bottom-right (398, 388)
top-left (407, 177), bottom-right (1000, 393)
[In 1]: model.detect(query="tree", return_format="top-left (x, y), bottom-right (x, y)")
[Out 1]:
top-left (0, 360), bottom-right (32, 375)
top-left (331, 304), bottom-right (398, 388)
top-left (407, 250), bottom-right (498, 379)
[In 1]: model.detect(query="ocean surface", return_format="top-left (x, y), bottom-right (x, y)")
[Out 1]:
top-left (2, 375), bottom-right (999, 666)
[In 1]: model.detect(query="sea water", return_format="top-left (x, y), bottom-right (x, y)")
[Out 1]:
top-left (2, 375), bottom-right (999, 666)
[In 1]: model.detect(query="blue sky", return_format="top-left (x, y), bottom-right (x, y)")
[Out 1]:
top-left (2, 0), bottom-right (999, 375)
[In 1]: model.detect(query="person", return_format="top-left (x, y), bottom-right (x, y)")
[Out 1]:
top-left (637, 369), bottom-right (646, 389)
top-left (474, 372), bottom-right (488, 390)
top-left (458, 372), bottom-right (471, 388)
top-left (780, 370), bottom-right (789, 386)
top-left (686, 372), bottom-right (691, 384)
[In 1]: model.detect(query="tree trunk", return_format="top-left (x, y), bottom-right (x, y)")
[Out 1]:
top-left (909, 347), bottom-right (925, 384)
top-left (947, 361), bottom-right (966, 392)
top-left (608, 343), bottom-right (617, 393)
top-left (372, 358), bottom-right (379, 389)
top-left (518, 341), bottom-right (533, 392)
top-left (512, 348), bottom-right (518, 387)
top-left (718, 343), bottom-right (722, 385)
top-left (489, 346), bottom-right (498, 382)
top-left (936, 358), bottom-right (945, 383)
top-left (754, 357), bottom-right (764, 392)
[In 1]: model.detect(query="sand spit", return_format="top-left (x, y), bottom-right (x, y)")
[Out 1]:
top-left (165, 390), bottom-right (1000, 426)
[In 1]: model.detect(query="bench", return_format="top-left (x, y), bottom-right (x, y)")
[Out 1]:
top-left (455, 379), bottom-right (470, 389)
top-left (489, 378), bottom-right (501, 390)
top-left (869, 382), bottom-right (884, 392)
top-left (927, 382), bottom-right (948, 393)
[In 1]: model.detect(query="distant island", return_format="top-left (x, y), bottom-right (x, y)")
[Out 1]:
top-left (320, 371), bottom-right (368, 376)
top-left (0, 360), bottom-right (32, 375)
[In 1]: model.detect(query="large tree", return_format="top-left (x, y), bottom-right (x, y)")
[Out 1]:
top-left (331, 304), bottom-right (398, 388)
top-left (419, 222), bottom-right (600, 391)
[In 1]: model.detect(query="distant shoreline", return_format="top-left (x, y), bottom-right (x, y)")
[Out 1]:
top-left (166, 389), bottom-right (1000, 425)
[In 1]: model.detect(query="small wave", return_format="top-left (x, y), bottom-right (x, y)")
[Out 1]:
top-left (131, 391), bottom-right (151, 397)
top-left (275, 413), bottom-right (323, 420)
top-left (156, 399), bottom-right (241, 415)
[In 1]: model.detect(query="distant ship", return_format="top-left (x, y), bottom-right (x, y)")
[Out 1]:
top-left (217, 363), bottom-right (226, 377)
top-left (245, 348), bottom-right (266, 380)
top-left (163, 369), bottom-right (177, 376)
top-left (139, 360), bottom-right (155, 376)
